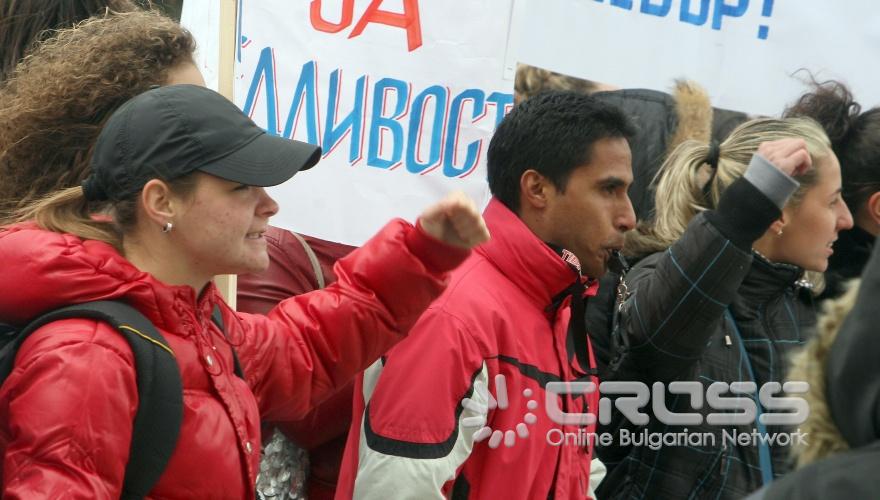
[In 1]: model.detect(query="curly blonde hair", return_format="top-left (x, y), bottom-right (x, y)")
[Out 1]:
top-left (0, 9), bottom-right (195, 221)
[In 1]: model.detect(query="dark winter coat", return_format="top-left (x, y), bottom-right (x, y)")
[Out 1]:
top-left (593, 164), bottom-right (816, 499)
top-left (750, 231), bottom-right (880, 500)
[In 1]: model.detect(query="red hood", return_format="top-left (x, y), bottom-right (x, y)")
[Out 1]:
top-left (0, 222), bottom-right (216, 328)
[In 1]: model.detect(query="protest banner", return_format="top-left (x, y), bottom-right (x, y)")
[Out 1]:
top-left (182, 0), bottom-right (239, 305)
top-left (225, 0), bottom-right (516, 245)
top-left (516, 0), bottom-right (880, 116)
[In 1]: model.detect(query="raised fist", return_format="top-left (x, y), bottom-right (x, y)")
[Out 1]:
top-left (756, 138), bottom-right (812, 177)
top-left (418, 191), bottom-right (490, 249)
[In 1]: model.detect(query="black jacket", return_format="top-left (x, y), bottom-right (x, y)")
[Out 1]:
top-left (818, 225), bottom-right (874, 302)
top-left (749, 231), bottom-right (880, 500)
top-left (747, 442), bottom-right (880, 500)
top-left (592, 175), bottom-right (817, 499)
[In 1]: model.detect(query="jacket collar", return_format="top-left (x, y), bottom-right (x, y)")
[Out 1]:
top-left (738, 250), bottom-right (805, 303)
top-left (475, 198), bottom-right (587, 309)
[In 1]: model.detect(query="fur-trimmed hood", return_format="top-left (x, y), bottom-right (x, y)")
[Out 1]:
top-left (787, 279), bottom-right (860, 466)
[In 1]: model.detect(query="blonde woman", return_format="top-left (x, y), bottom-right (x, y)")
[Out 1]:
top-left (596, 118), bottom-right (853, 499)
top-left (748, 217), bottom-right (880, 500)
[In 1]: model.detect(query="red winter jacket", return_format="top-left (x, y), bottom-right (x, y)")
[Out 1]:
top-left (237, 226), bottom-right (356, 500)
top-left (0, 220), bottom-right (466, 499)
top-left (337, 199), bottom-right (603, 500)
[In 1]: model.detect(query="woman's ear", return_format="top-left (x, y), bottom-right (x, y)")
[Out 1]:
top-left (769, 215), bottom-right (786, 237)
top-left (140, 179), bottom-right (176, 227)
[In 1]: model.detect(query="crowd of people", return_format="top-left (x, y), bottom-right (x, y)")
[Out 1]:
top-left (0, 3), bottom-right (878, 500)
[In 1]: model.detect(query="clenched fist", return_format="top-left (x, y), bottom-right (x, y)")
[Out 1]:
top-left (418, 191), bottom-right (490, 249)
top-left (757, 138), bottom-right (812, 177)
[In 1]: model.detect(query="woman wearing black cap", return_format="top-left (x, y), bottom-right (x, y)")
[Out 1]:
top-left (0, 84), bottom-right (489, 499)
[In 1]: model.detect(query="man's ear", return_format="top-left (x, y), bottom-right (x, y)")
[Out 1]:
top-left (519, 169), bottom-right (554, 210)
top-left (866, 191), bottom-right (880, 227)
top-left (140, 179), bottom-right (177, 227)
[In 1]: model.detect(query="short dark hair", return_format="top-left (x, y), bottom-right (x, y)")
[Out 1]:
top-left (487, 90), bottom-right (636, 212)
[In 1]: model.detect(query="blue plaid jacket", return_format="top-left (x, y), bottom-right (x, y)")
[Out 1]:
top-left (595, 213), bottom-right (816, 500)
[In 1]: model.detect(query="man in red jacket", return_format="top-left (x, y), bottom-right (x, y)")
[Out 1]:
top-left (337, 91), bottom-right (638, 499)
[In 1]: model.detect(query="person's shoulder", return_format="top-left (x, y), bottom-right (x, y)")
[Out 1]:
top-left (434, 254), bottom-right (513, 310)
top-left (389, 297), bottom-right (495, 359)
top-left (593, 87), bottom-right (675, 108)
top-left (629, 250), bottom-right (664, 272)
top-left (17, 318), bottom-right (135, 367)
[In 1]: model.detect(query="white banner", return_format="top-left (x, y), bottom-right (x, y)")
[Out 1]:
top-left (180, 0), bottom-right (221, 91)
top-left (517, 0), bottom-right (880, 116)
top-left (233, 0), bottom-right (515, 245)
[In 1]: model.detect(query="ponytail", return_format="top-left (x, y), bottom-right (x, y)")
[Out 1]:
top-left (626, 117), bottom-right (829, 261)
top-left (10, 186), bottom-right (124, 250)
top-left (7, 173), bottom-right (198, 252)
top-left (625, 140), bottom-right (726, 257)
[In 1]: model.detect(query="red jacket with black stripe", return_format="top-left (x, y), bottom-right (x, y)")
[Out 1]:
top-left (337, 199), bottom-right (603, 500)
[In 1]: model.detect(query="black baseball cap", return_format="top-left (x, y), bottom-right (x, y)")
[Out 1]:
top-left (82, 84), bottom-right (321, 201)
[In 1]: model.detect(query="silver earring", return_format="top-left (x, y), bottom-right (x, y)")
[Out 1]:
top-left (777, 229), bottom-right (783, 237)
top-left (162, 222), bottom-right (173, 233)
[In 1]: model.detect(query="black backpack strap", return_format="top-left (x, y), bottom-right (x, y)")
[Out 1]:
top-left (211, 305), bottom-right (245, 380)
top-left (0, 301), bottom-right (183, 500)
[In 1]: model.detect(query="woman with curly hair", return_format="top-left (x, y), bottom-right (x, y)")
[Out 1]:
top-left (0, 8), bottom-right (201, 220)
